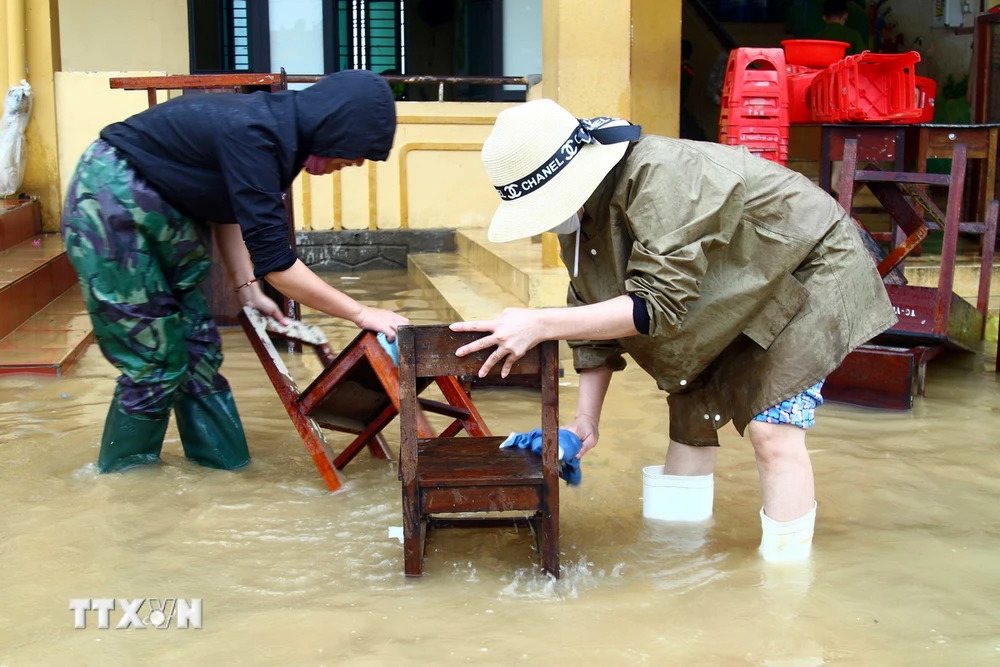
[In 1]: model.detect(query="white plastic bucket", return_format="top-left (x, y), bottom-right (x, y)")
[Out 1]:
top-left (642, 466), bottom-right (714, 522)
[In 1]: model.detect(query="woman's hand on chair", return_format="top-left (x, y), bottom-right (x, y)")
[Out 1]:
top-left (238, 284), bottom-right (290, 325)
top-left (353, 305), bottom-right (409, 342)
top-left (566, 414), bottom-right (600, 458)
top-left (450, 308), bottom-right (546, 378)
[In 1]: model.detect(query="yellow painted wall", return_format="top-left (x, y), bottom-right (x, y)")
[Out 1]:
top-left (14, 0), bottom-right (62, 231)
top-left (55, 72), bottom-right (170, 198)
top-left (55, 73), bottom-right (510, 231)
top-left (542, 0), bottom-right (681, 134)
top-left (290, 102), bottom-right (517, 231)
top-left (542, 0), bottom-right (632, 119)
top-left (631, 0), bottom-right (681, 138)
top-left (58, 0), bottom-right (189, 74)
top-left (38, 0), bottom-right (684, 235)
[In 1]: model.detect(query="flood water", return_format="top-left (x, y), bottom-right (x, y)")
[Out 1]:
top-left (2, 270), bottom-right (1000, 666)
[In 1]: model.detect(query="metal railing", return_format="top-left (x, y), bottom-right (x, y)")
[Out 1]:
top-left (110, 72), bottom-right (542, 104)
top-left (287, 73), bottom-right (542, 102)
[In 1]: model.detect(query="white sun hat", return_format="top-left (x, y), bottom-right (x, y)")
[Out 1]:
top-left (482, 99), bottom-right (641, 243)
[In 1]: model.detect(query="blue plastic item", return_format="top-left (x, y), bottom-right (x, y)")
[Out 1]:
top-left (499, 428), bottom-right (583, 486)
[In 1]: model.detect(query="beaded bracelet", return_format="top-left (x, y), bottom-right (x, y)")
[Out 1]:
top-left (235, 279), bottom-right (258, 293)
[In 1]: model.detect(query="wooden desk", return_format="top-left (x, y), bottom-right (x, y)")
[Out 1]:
top-left (915, 124), bottom-right (999, 227)
top-left (817, 123), bottom-right (1000, 225)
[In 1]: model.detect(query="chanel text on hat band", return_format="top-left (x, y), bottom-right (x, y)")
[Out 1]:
top-left (494, 117), bottom-right (641, 202)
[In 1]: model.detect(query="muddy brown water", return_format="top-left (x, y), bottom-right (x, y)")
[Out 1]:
top-left (2, 271), bottom-right (999, 666)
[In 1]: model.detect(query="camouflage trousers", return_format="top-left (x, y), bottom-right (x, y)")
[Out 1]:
top-left (61, 139), bottom-right (230, 418)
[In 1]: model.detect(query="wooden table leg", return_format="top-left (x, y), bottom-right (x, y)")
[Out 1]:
top-left (820, 127), bottom-right (833, 194)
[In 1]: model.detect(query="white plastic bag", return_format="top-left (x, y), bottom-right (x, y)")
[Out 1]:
top-left (0, 80), bottom-right (33, 197)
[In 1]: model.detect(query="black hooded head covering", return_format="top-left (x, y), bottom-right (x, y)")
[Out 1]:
top-left (100, 69), bottom-right (399, 278)
top-left (294, 69), bottom-right (397, 162)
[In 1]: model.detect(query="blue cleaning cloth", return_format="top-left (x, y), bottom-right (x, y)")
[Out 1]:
top-left (499, 428), bottom-right (583, 486)
top-left (377, 332), bottom-right (399, 366)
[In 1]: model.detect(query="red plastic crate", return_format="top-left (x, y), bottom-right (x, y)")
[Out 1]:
top-left (719, 48), bottom-right (790, 166)
top-left (720, 123), bottom-right (788, 144)
top-left (914, 76), bottom-right (936, 124)
top-left (719, 135), bottom-right (788, 164)
top-left (720, 107), bottom-right (790, 129)
top-left (721, 47), bottom-right (789, 112)
top-left (726, 47), bottom-right (788, 83)
top-left (719, 132), bottom-right (788, 151)
top-left (810, 51), bottom-right (922, 123)
top-left (787, 69), bottom-right (821, 124)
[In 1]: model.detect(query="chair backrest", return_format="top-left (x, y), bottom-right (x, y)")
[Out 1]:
top-left (396, 325), bottom-right (560, 483)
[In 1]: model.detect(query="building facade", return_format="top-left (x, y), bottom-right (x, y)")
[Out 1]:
top-left (1, 0), bottom-right (681, 235)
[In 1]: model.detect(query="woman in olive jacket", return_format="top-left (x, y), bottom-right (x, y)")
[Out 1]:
top-left (452, 99), bottom-right (895, 562)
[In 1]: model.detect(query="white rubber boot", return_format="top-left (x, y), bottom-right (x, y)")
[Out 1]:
top-left (759, 502), bottom-right (817, 562)
top-left (642, 466), bottom-right (714, 522)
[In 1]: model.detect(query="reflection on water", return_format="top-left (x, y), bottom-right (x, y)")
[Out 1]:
top-left (2, 270), bottom-right (999, 665)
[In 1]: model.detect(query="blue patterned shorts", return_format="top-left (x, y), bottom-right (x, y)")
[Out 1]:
top-left (752, 381), bottom-right (825, 429)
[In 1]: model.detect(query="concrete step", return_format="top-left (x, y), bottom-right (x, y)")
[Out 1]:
top-left (408, 252), bottom-right (525, 323)
top-left (0, 199), bottom-right (42, 251)
top-left (0, 234), bottom-right (77, 339)
top-left (0, 284), bottom-right (94, 376)
top-left (455, 228), bottom-right (568, 308)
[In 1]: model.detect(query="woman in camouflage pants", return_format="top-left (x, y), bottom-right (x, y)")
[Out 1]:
top-left (62, 70), bottom-right (405, 473)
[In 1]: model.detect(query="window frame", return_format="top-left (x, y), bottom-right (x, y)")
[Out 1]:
top-left (188, 0), bottom-right (272, 74)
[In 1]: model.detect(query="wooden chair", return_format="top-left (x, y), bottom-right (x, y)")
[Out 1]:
top-left (239, 308), bottom-right (490, 492)
top-left (397, 324), bottom-right (561, 578)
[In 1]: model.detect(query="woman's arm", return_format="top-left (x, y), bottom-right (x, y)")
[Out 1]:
top-left (265, 260), bottom-right (408, 340)
top-left (213, 223), bottom-right (408, 339)
top-left (213, 223), bottom-right (290, 324)
top-left (567, 366), bottom-right (614, 457)
top-left (450, 295), bottom-right (638, 377)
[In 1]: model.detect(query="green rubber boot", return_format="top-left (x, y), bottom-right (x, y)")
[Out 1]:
top-left (174, 391), bottom-right (251, 470)
top-left (98, 398), bottom-right (170, 473)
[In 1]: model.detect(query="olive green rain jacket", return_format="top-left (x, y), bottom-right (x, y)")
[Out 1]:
top-left (560, 136), bottom-right (896, 446)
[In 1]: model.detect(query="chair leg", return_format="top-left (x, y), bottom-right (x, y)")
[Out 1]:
top-left (838, 138), bottom-right (860, 215)
top-left (367, 433), bottom-right (391, 459)
top-left (402, 487), bottom-right (425, 577)
top-left (435, 376), bottom-right (492, 437)
top-left (328, 397), bottom-right (396, 469)
top-left (541, 506), bottom-right (559, 579)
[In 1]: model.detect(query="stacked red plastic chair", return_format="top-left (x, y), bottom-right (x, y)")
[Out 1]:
top-left (719, 47), bottom-right (790, 166)
top-left (809, 51), bottom-right (922, 124)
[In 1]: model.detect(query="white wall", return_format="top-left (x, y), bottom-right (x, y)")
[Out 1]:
top-left (887, 0), bottom-right (976, 84)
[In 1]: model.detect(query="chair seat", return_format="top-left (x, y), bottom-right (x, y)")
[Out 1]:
top-left (416, 436), bottom-right (544, 487)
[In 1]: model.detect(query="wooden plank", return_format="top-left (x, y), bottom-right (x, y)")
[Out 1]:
top-left (978, 201), bottom-right (999, 322)
top-left (416, 437), bottom-right (543, 486)
top-left (884, 285), bottom-right (946, 340)
top-left (934, 144), bottom-right (968, 336)
top-left (110, 74), bottom-right (282, 90)
top-left (825, 346), bottom-right (917, 410)
top-left (921, 127), bottom-right (992, 159)
top-left (238, 309), bottom-right (342, 491)
top-left (402, 325), bottom-right (542, 378)
top-left (944, 293), bottom-right (984, 352)
top-left (422, 486), bottom-right (543, 514)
